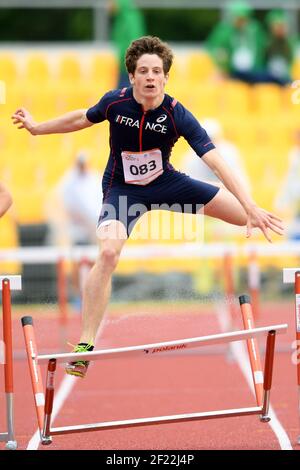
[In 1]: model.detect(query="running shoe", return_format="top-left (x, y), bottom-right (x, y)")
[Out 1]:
top-left (65, 342), bottom-right (94, 378)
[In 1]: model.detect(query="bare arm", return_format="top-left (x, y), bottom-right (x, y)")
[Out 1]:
top-left (202, 149), bottom-right (284, 242)
top-left (0, 183), bottom-right (13, 217)
top-left (11, 107), bottom-right (93, 135)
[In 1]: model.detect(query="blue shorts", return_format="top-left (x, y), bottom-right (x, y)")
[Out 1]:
top-left (98, 170), bottom-right (219, 235)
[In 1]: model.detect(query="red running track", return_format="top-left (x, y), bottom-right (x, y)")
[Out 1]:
top-left (0, 301), bottom-right (299, 450)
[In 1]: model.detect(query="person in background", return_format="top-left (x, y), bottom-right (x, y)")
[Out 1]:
top-left (264, 9), bottom-right (296, 86)
top-left (108, 0), bottom-right (146, 88)
top-left (58, 152), bottom-right (102, 247)
top-left (206, 0), bottom-right (267, 84)
top-left (51, 152), bottom-right (102, 310)
top-left (182, 117), bottom-right (251, 192)
top-left (0, 182), bottom-right (12, 218)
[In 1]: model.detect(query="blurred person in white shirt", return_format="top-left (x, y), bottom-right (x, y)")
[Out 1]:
top-left (59, 152), bottom-right (102, 246)
top-left (49, 151), bottom-right (102, 310)
top-left (183, 117), bottom-right (250, 191)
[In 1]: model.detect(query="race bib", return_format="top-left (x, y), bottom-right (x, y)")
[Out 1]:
top-left (121, 148), bottom-right (163, 185)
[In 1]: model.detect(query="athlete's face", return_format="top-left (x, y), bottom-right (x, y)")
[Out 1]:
top-left (129, 54), bottom-right (168, 102)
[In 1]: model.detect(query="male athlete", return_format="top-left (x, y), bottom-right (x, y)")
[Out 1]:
top-left (12, 36), bottom-right (284, 378)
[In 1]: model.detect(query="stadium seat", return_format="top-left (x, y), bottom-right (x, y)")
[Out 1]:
top-left (90, 52), bottom-right (118, 90)
top-left (24, 53), bottom-right (51, 84)
top-left (186, 51), bottom-right (216, 83)
top-left (0, 53), bottom-right (18, 83)
top-left (220, 80), bottom-right (251, 116)
top-left (252, 84), bottom-right (282, 116)
top-left (57, 53), bottom-right (82, 83)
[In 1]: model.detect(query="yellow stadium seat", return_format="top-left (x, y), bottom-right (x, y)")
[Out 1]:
top-left (24, 53), bottom-right (50, 84)
top-left (252, 84), bottom-right (282, 116)
top-left (186, 51), bottom-right (216, 83)
top-left (220, 80), bottom-right (251, 116)
top-left (57, 54), bottom-right (82, 83)
top-left (13, 187), bottom-right (47, 224)
top-left (186, 83), bottom-right (220, 117)
top-left (0, 53), bottom-right (18, 83)
top-left (90, 52), bottom-right (118, 90)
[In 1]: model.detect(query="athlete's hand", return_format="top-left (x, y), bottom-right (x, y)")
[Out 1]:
top-left (11, 108), bottom-right (37, 135)
top-left (246, 205), bottom-right (284, 243)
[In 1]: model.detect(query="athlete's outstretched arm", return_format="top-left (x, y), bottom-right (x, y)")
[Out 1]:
top-left (0, 182), bottom-right (12, 217)
top-left (202, 149), bottom-right (284, 242)
top-left (11, 108), bottom-right (93, 135)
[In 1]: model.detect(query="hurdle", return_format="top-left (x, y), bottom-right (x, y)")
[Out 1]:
top-left (283, 268), bottom-right (300, 444)
top-left (0, 275), bottom-right (22, 450)
top-left (21, 295), bottom-right (287, 446)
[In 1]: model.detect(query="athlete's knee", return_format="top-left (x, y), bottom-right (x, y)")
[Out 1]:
top-left (99, 246), bottom-right (120, 272)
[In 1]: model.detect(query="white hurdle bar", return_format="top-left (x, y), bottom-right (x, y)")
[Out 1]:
top-left (21, 313), bottom-right (287, 445)
top-left (283, 268), bottom-right (300, 444)
top-left (0, 275), bottom-right (21, 450)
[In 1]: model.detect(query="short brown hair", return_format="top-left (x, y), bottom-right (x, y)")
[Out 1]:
top-left (125, 36), bottom-right (174, 75)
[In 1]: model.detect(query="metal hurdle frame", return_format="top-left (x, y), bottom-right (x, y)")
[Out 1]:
top-left (0, 275), bottom-right (22, 450)
top-left (283, 268), bottom-right (300, 445)
top-left (21, 295), bottom-right (287, 446)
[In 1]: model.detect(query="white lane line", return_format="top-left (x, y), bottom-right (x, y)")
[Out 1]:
top-left (215, 303), bottom-right (293, 450)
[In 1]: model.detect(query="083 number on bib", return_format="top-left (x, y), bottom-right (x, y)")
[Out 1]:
top-left (121, 148), bottom-right (163, 185)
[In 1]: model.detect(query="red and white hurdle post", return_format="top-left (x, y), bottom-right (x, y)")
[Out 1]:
top-left (21, 311), bottom-right (287, 445)
top-left (0, 275), bottom-right (21, 450)
top-left (239, 294), bottom-right (275, 422)
top-left (283, 268), bottom-right (300, 444)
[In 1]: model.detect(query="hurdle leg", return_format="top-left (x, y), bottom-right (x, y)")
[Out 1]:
top-left (42, 359), bottom-right (56, 445)
top-left (1, 279), bottom-right (17, 450)
top-left (239, 295), bottom-right (264, 408)
top-left (260, 330), bottom-right (276, 422)
top-left (21, 316), bottom-right (45, 439)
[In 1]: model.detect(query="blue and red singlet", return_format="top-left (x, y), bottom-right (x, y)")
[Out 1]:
top-left (86, 87), bottom-right (219, 234)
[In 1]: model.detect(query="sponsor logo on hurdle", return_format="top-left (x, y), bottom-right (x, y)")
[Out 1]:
top-left (144, 343), bottom-right (187, 355)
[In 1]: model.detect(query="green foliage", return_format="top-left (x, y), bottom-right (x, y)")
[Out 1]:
top-left (0, 9), bottom-right (93, 41)
top-left (0, 8), bottom-right (220, 42)
top-left (143, 9), bottom-right (220, 42)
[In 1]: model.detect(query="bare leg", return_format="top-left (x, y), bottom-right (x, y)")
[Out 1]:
top-left (203, 186), bottom-right (247, 226)
top-left (79, 220), bottom-right (128, 344)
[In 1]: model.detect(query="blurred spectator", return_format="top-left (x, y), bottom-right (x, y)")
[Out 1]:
top-left (264, 10), bottom-right (295, 86)
top-left (275, 130), bottom-right (300, 240)
top-left (206, 0), bottom-right (267, 84)
top-left (108, 0), bottom-right (146, 88)
top-left (58, 152), bottom-right (102, 247)
top-left (46, 151), bottom-right (102, 310)
top-left (182, 117), bottom-right (251, 192)
top-left (0, 182), bottom-right (12, 218)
